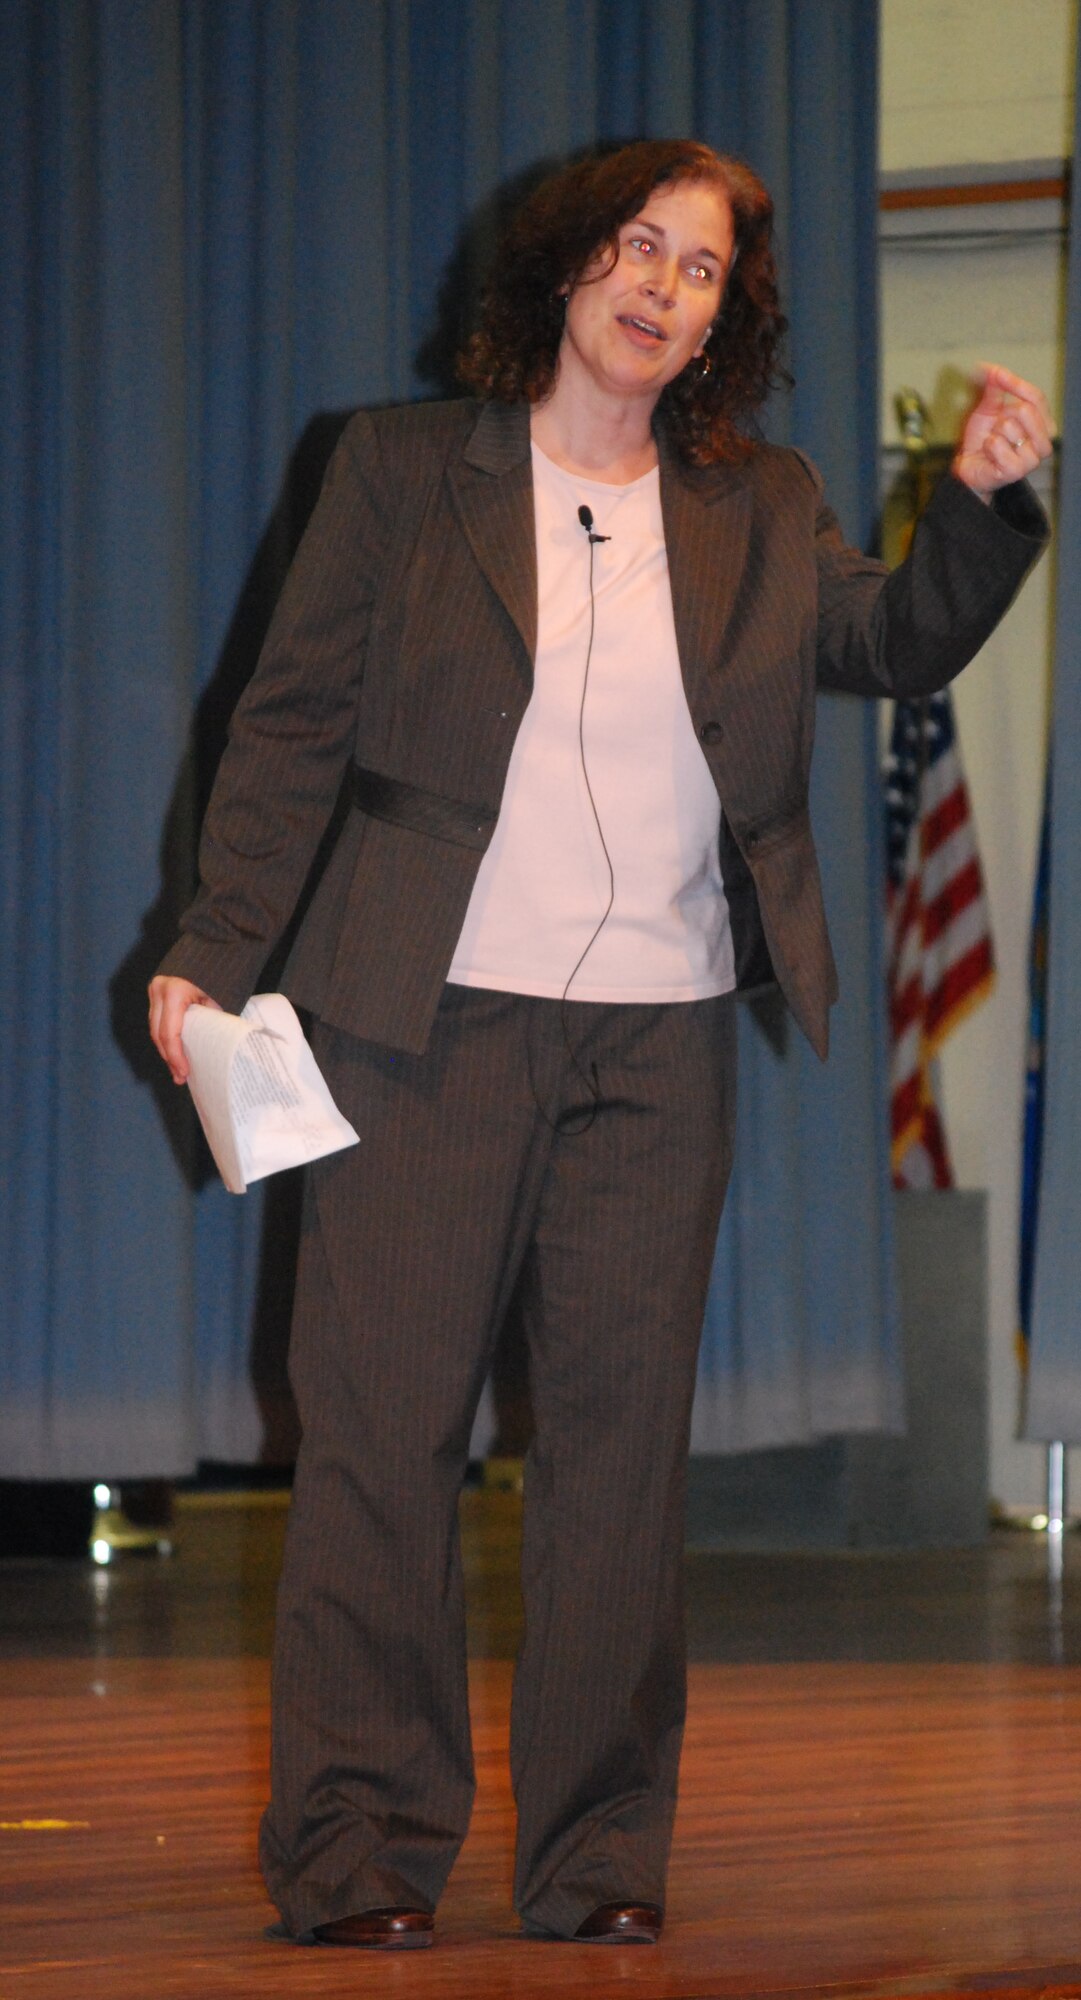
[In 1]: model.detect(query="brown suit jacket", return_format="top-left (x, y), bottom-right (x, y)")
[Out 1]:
top-left (159, 397), bottom-right (1048, 1059)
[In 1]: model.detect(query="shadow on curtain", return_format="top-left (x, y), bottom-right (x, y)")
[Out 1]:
top-left (0, 0), bottom-right (897, 1478)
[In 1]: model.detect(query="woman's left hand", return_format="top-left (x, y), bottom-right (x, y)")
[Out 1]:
top-left (951, 363), bottom-right (1053, 498)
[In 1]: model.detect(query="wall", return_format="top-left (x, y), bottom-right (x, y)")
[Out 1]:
top-left (881, 0), bottom-right (1075, 173)
top-left (879, 0), bottom-right (1075, 1510)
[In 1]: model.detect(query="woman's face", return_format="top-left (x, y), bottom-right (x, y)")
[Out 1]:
top-left (559, 179), bottom-right (734, 411)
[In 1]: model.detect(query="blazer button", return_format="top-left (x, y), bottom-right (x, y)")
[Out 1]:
top-left (744, 827), bottom-right (760, 852)
top-left (698, 721), bottom-right (724, 746)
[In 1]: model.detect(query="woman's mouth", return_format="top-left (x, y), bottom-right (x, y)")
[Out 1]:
top-left (617, 314), bottom-right (666, 344)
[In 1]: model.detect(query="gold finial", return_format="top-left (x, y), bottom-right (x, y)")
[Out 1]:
top-left (895, 388), bottom-right (930, 458)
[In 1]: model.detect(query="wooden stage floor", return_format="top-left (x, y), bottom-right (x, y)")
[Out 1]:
top-left (3, 1488), bottom-right (1081, 1999)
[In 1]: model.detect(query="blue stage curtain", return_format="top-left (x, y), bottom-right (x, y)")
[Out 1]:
top-left (0, 0), bottom-right (896, 1476)
top-left (1024, 31), bottom-right (1079, 1442)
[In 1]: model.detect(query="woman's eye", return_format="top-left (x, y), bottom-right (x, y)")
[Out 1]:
top-left (687, 264), bottom-right (712, 283)
top-left (628, 236), bottom-right (655, 255)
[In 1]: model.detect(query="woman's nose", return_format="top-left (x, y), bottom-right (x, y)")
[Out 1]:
top-left (642, 260), bottom-right (677, 306)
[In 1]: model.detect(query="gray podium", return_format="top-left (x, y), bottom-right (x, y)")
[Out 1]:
top-left (685, 1191), bottom-right (988, 1551)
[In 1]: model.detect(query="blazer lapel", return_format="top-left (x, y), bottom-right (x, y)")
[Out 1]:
top-left (447, 402), bottom-right (751, 701)
top-left (658, 428), bottom-right (752, 706)
top-left (448, 401), bottom-right (537, 675)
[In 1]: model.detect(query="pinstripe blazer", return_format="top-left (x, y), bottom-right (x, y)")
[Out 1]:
top-left (159, 397), bottom-right (1047, 1059)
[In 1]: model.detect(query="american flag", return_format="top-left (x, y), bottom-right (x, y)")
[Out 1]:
top-left (884, 690), bottom-right (995, 1189)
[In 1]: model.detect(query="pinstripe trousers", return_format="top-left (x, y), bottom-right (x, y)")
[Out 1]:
top-left (258, 983), bottom-right (738, 1938)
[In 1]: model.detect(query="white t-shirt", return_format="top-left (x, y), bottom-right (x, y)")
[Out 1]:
top-left (446, 443), bottom-right (735, 1002)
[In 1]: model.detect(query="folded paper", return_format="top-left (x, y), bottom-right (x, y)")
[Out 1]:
top-left (181, 994), bottom-right (359, 1194)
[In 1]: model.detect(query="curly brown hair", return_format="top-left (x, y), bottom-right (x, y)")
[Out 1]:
top-left (457, 139), bottom-right (788, 466)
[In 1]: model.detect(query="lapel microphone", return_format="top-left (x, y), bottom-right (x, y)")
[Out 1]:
top-left (577, 503), bottom-right (610, 544)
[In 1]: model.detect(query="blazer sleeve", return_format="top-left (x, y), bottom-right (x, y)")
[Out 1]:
top-left (156, 411), bottom-right (390, 1010)
top-left (799, 450), bottom-right (1050, 700)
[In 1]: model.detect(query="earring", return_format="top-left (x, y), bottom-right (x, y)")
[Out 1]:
top-left (698, 351), bottom-right (712, 378)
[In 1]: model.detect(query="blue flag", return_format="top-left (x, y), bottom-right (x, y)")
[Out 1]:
top-left (1018, 770), bottom-right (1051, 1365)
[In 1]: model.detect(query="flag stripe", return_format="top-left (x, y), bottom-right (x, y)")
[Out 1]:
top-left (924, 945), bottom-right (995, 1044)
top-left (922, 781), bottom-right (970, 855)
top-left (922, 857), bottom-right (984, 947)
top-left (920, 816), bottom-right (983, 907)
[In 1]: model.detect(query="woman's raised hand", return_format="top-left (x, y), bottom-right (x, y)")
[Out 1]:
top-left (951, 364), bottom-right (1053, 497)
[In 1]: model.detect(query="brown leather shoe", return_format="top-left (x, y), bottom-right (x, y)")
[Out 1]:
top-left (574, 1901), bottom-right (663, 1944)
top-left (312, 1906), bottom-right (434, 1949)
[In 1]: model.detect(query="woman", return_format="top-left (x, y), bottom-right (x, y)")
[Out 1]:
top-left (150, 140), bottom-right (1050, 1949)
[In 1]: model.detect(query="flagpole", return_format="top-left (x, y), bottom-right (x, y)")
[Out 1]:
top-left (995, 1443), bottom-right (1079, 1532)
top-left (1046, 1440), bottom-right (1067, 1533)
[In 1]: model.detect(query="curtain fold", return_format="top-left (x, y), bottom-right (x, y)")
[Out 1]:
top-left (1, 0), bottom-right (897, 1475)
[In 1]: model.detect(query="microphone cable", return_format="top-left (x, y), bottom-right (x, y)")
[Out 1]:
top-left (547, 502), bottom-right (616, 1134)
